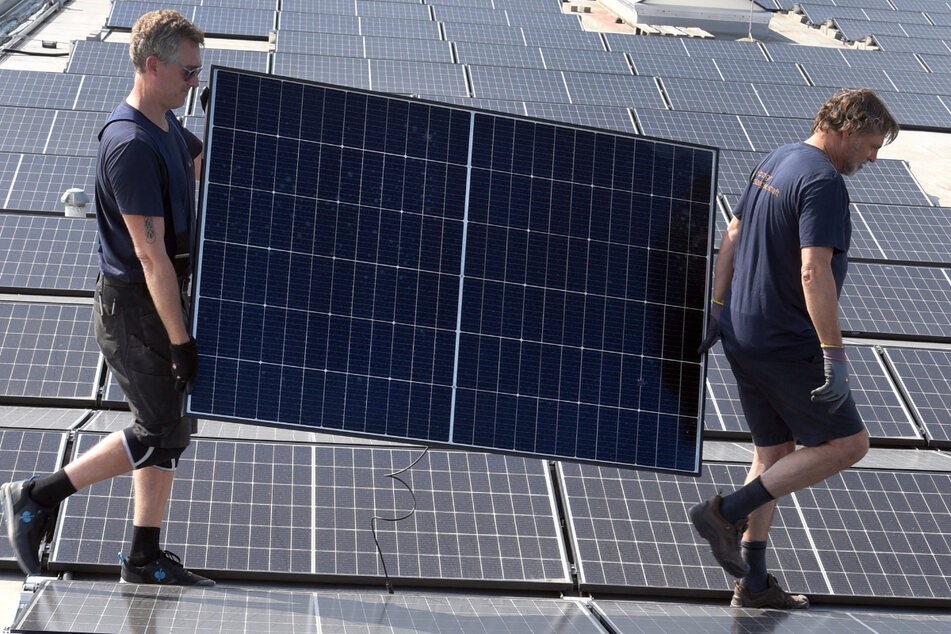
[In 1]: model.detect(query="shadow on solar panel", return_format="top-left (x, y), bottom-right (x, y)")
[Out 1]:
top-left (187, 68), bottom-right (720, 474)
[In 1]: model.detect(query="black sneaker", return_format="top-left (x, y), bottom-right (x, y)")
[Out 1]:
top-left (119, 550), bottom-right (215, 587)
top-left (1, 477), bottom-right (53, 575)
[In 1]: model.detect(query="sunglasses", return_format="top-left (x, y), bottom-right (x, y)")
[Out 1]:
top-left (167, 58), bottom-right (203, 81)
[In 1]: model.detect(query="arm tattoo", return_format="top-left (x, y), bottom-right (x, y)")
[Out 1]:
top-left (144, 217), bottom-right (156, 243)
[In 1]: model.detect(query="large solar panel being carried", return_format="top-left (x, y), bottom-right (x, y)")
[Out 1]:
top-left (187, 68), bottom-right (718, 473)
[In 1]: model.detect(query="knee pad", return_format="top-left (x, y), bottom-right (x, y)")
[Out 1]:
top-left (121, 427), bottom-right (186, 471)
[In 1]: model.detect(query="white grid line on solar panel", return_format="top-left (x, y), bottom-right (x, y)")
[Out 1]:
top-left (885, 69), bottom-right (951, 95)
top-left (192, 6), bottom-right (275, 37)
top-left (922, 54), bottom-right (951, 73)
top-left (271, 54), bottom-right (371, 90)
top-left (279, 0), bottom-right (352, 13)
top-left (360, 15), bottom-right (444, 40)
top-left (45, 110), bottom-right (108, 158)
top-left (274, 30), bottom-right (363, 56)
top-left (0, 301), bottom-right (99, 399)
top-left (602, 33), bottom-right (689, 56)
top-left (435, 95), bottom-right (527, 115)
top-left (857, 447), bottom-right (951, 471)
top-left (855, 203), bottom-right (951, 264)
top-left (65, 40), bottom-right (131, 76)
top-left (716, 150), bottom-right (762, 195)
top-left (442, 21), bottom-right (524, 46)
top-left (737, 115), bottom-right (811, 153)
top-left (368, 60), bottom-right (469, 97)
top-left (0, 71), bottom-right (82, 109)
top-left (848, 203), bottom-right (889, 260)
top-left (0, 405), bottom-right (85, 429)
top-left (873, 33), bottom-right (951, 53)
top-left (73, 75), bottom-right (135, 113)
top-left (537, 48), bottom-right (631, 75)
top-left (0, 214), bottom-right (97, 292)
top-left (313, 595), bottom-right (598, 633)
top-left (834, 18), bottom-right (910, 40)
top-left (277, 11), bottom-right (360, 34)
top-left (878, 91), bottom-right (951, 128)
top-left (0, 152), bottom-right (21, 207)
top-left (468, 65), bottom-right (569, 102)
top-left (902, 22), bottom-right (951, 38)
top-left (634, 110), bottom-right (752, 151)
top-left (557, 462), bottom-right (831, 594)
top-left (839, 262), bottom-right (951, 338)
top-left (432, 5), bottom-right (509, 25)
top-left (801, 62), bottom-right (899, 91)
top-left (521, 27), bottom-right (607, 51)
top-left (846, 158), bottom-right (932, 206)
top-left (838, 49), bottom-right (930, 71)
top-left (107, 2), bottom-right (196, 29)
top-left (703, 345), bottom-right (744, 433)
top-left (563, 73), bottom-right (665, 108)
top-left (0, 429), bottom-right (67, 562)
top-left (761, 42), bottom-right (847, 65)
top-left (363, 36), bottom-right (454, 63)
top-left (752, 83), bottom-right (836, 119)
top-left (454, 42), bottom-right (546, 69)
top-left (883, 347), bottom-right (951, 444)
top-left (712, 58), bottom-right (808, 86)
top-left (0, 107), bottom-right (57, 154)
top-left (795, 469), bottom-right (951, 599)
top-left (928, 11), bottom-right (951, 26)
top-left (356, 0), bottom-right (433, 20)
top-left (4, 154), bottom-right (96, 214)
top-left (680, 38), bottom-right (768, 61)
top-left (629, 54), bottom-right (720, 81)
top-left (660, 77), bottom-right (768, 116)
top-left (522, 103), bottom-right (636, 133)
top-left (504, 12), bottom-right (584, 29)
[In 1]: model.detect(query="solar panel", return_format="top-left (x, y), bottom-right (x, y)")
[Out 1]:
top-left (854, 203), bottom-right (951, 264)
top-left (0, 300), bottom-right (100, 400)
top-left (885, 70), bottom-right (951, 96)
top-left (834, 18), bottom-right (910, 41)
top-left (361, 16), bottom-right (444, 40)
top-left (65, 40), bottom-right (131, 76)
top-left (368, 60), bottom-right (469, 97)
top-left (436, 96), bottom-right (527, 116)
top-left (271, 54), bottom-right (371, 89)
top-left (0, 405), bottom-right (86, 429)
top-left (802, 62), bottom-right (899, 92)
top-left (431, 5), bottom-right (510, 26)
top-left (629, 54), bottom-right (721, 82)
top-left (191, 6), bottom-right (275, 39)
top-left (713, 59), bottom-right (808, 86)
top-left (274, 31), bottom-right (364, 56)
top-left (920, 54), bottom-right (951, 73)
top-left (884, 347), bottom-right (951, 446)
top-left (0, 107), bottom-right (57, 154)
top-left (847, 203), bottom-right (889, 260)
top-left (679, 38), bottom-right (768, 61)
top-left (738, 115), bottom-right (811, 153)
top-left (761, 42), bottom-right (848, 66)
top-left (107, 2), bottom-right (195, 29)
top-left (520, 28), bottom-right (607, 51)
top-left (278, 12), bottom-right (361, 35)
top-left (73, 75), bottom-right (136, 113)
top-left (876, 91), bottom-right (951, 129)
top-left (661, 77), bottom-right (768, 116)
top-left (845, 158), bottom-right (932, 206)
top-left (0, 214), bottom-right (97, 292)
top-left (195, 49), bottom-right (270, 90)
top-left (45, 110), bottom-right (109, 157)
top-left (280, 0), bottom-right (353, 13)
top-left (715, 150), bottom-right (761, 195)
top-left (522, 104), bottom-right (636, 134)
top-left (634, 110), bottom-right (753, 151)
top-left (838, 49), bottom-right (928, 71)
top-left (364, 37), bottom-right (454, 64)
top-left (454, 42), bottom-right (546, 69)
top-left (469, 66), bottom-right (570, 102)
top-left (538, 48), bottom-right (631, 75)
top-left (189, 68), bottom-right (715, 473)
top-left (873, 34), bottom-right (951, 53)
top-left (0, 152), bottom-right (20, 207)
top-left (202, 0), bottom-right (276, 8)
top-left (356, 1), bottom-right (432, 21)
top-left (702, 345), bottom-right (745, 434)
top-left (0, 71), bottom-right (82, 109)
top-left (839, 263), bottom-right (951, 339)
top-left (506, 12), bottom-right (584, 30)
top-left (602, 34), bottom-right (689, 57)
top-left (443, 22), bottom-right (526, 46)
top-left (3, 154), bottom-right (96, 214)
top-left (563, 73), bottom-right (666, 108)
top-left (902, 23), bottom-right (951, 39)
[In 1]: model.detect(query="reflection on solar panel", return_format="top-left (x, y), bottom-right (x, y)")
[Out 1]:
top-left (190, 68), bottom-right (715, 472)
top-left (854, 203), bottom-right (951, 264)
top-left (884, 347), bottom-right (951, 446)
top-left (4, 154), bottom-right (96, 214)
top-left (662, 77), bottom-right (768, 116)
top-left (0, 214), bottom-right (97, 292)
top-left (368, 60), bottom-right (469, 97)
top-left (563, 73), bottom-right (665, 108)
top-left (522, 104), bottom-right (635, 134)
top-left (840, 263), bottom-right (951, 339)
top-left (738, 115), bottom-right (810, 152)
top-left (0, 301), bottom-right (99, 400)
top-left (469, 66), bottom-right (570, 102)
top-left (634, 110), bottom-right (752, 151)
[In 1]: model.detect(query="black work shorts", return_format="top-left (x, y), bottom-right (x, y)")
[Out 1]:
top-left (94, 274), bottom-right (195, 449)
top-left (724, 349), bottom-right (865, 448)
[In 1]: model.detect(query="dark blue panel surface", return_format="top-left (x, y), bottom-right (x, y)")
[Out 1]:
top-left (189, 68), bottom-right (715, 473)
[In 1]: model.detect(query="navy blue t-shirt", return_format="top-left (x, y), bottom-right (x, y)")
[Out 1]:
top-left (96, 102), bottom-right (201, 282)
top-left (721, 142), bottom-right (850, 360)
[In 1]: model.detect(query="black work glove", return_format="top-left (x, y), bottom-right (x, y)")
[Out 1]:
top-left (170, 337), bottom-right (198, 394)
top-left (810, 345), bottom-right (849, 414)
top-left (697, 299), bottom-right (723, 355)
top-left (199, 86), bottom-right (210, 113)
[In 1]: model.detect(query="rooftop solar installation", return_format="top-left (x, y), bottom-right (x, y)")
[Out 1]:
top-left (873, 34), bottom-right (951, 54)
top-left (274, 30), bottom-right (364, 57)
top-left (537, 48), bottom-right (631, 75)
top-left (2, 154), bottom-right (95, 215)
top-left (106, 2), bottom-right (196, 30)
top-left (839, 262), bottom-right (951, 340)
top-left (678, 38), bottom-right (768, 61)
top-left (854, 203), bottom-right (951, 264)
top-left (520, 103), bottom-right (635, 133)
top-left (876, 91), bottom-right (951, 129)
top-left (431, 5), bottom-right (509, 26)
top-left (442, 22), bottom-right (526, 47)
top-left (845, 158), bottom-right (932, 207)
top-left (834, 18), bottom-right (910, 41)
top-left (920, 54), bottom-right (951, 73)
top-left (0, 300), bottom-right (100, 400)
top-left (364, 37), bottom-right (455, 64)
top-left (355, 1), bottom-right (432, 21)
top-left (883, 347), bottom-right (951, 447)
top-left (72, 75), bottom-right (136, 113)
top-left (65, 40), bottom-right (132, 77)
top-left (802, 62), bottom-right (899, 92)
top-left (847, 203), bottom-right (889, 260)
top-left (0, 107), bottom-right (57, 154)
top-left (603, 34), bottom-right (689, 57)
top-left (190, 6), bottom-right (275, 39)
top-left (505, 12), bottom-right (584, 30)
top-left (279, 0), bottom-right (353, 13)
top-left (0, 71), bottom-right (83, 109)
top-left (901, 23), bottom-right (951, 40)
top-left (368, 60), bottom-right (469, 97)
top-left (0, 214), bottom-right (97, 293)
top-left (712, 59), bottom-right (808, 86)
top-left (520, 28), bottom-right (608, 51)
top-left (715, 150), bottom-right (761, 195)
top-left (738, 115), bottom-right (812, 152)
top-left (885, 70), bottom-right (951, 96)
top-left (453, 42), bottom-right (546, 70)
top-left (661, 77), bottom-right (769, 116)
top-left (837, 49), bottom-right (929, 71)
top-left (45, 110), bottom-right (108, 157)
top-left (634, 110), bottom-right (753, 151)
top-left (0, 405), bottom-right (86, 430)
top-left (272, 54), bottom-right (371, 89)
top-left (562, 73), bottom-right (666, 108)
top-left (361, 16), bottom-right (445, 40)
top-left (702, 345), bottom-right (745, 434)
top-left (469, 66), bottom-right (570, 103)
top-left (761, 42), bottom-right (850, 66)
top-left (629, 54), bottom-right (722, 82)
top-left (188, 68), bottom-right (715, 473)
top-left (278, 12), bottom-right (361, 35)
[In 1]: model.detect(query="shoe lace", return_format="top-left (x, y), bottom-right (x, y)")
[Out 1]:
top-left (156, 550), bottom-right (184, 568)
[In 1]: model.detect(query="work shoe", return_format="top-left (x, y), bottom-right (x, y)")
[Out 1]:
top-left (119, 550), bottom-right (215, 586)
top-left (688, 494), bottom-right (749, 577)
top-left (731, 574), bottom-right (810, 609)
top-left (1, 478), bottom-right (53, 575)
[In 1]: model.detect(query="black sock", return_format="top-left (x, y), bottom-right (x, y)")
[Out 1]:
top-left (740, 541), bottom-right (768, 593)
top-left (719, 476), bottom-right (774, 524)
top-left (128, 526), bottom-right (162, 566)
top-left (28, 470), bottom-right (77, 508)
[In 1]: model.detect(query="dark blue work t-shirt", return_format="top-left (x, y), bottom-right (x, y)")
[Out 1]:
top-left (721, 142), bottom-right (850, 360)
top-left (95, 102), bottom-right (201, 282)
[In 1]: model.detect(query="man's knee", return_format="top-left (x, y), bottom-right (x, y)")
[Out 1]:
top-left (121, 427), bottom-right (187, 471)
top-left (827, 430), bottom-right (869, 469)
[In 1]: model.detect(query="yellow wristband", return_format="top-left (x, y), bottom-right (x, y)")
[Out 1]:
top-left (820, 343), bottom-right (844, 348)
top-left (711, 298), bottom-right (724, 306)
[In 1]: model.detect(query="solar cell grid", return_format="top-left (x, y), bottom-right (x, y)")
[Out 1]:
top-left (873, 34), bottom-right (951, 54)
top-left (538, 48), bottom-right (631, 75)
top-left (885, 70), bottom-right (951, 96)
top-left (0, 71), bottom-right (82, 109)
top-left (679, 38), bottom-right (767, 61)
top-left (65, 40), bottom-right (130, 76)
top-left (877, 91), bottom-right (951, 128)
top-left (520, 28), bottom-right (607, 51)
top-left (196, 49), bottom-right (269, 90)
top-left (629, 54), bottom-right (721, 82)
top-left (431, 5), bottom-right (509, 26)
top-left (661, 77), bottom-right (768, 116)
top-left (278, 12), bottom-right (360, 35)
top-left (802, 62), bottom-right (898, 92)
top-left (602, 34), bottom-right (689, 56)
top-left (0, 107), bottom-right (57, 154)
top-left (505, 12), bottom-right (583, 30)
top-left (884, 347), bottom-right (951, 446)
top-left (715, 150), bottom-right (762, 195)
top-left (368, 60), bottom-right (469, 97)
top-left (838, 49), bottom-right (928, 71)
top-left (360, 16), bottom-right (443, 40)
top-left (442, 22), bottom-right (525, 46)
top-left (45, 110), bottom-right (108, 157)
top-left (191, 6), bottom-right (275, 38)
top-left (274, 31), bottom-right (364, 56)
top-left (436, 96), bottom-right (526, 115)
top-left (845, 158), bottom-right (931, 206)
top-left (753, 83), bottom-right (833, 119)
top-left (634, 110), bottom-right (752, 151)
top-left (107, 2), bottom-right (195, 29)
top-left (713, 59), bottom-right (808, 86)
top-left (0, 214), bottom-right (97, 292)
top-left (865, 8), bottom-right (933, 23)
top-left (738, 115), bottom-right (811, 153)
top-left (0, 405), bottom-right (86, 430)
top-left (834, 18), bottom-right (909, 41)
top-left (563, 72), bottom-right (666, 108)
top-left (73, 75), bottom-right (136, 113)
top-left (469, 65), bottom-right (570, 103)
top-left (4, 154), bottom-right (96, 214)
top-left (0, 153), bottom-right (20, 207)
top-left (454, 42), bottom-right (546, 70)
top-left (364, 37), bottom-right (454, 64)
top-left (703, 345), bottom-right (745, 434)
top-left (854, 203), bottom-right (951, 264)
top-left (280, 0), bottom-right (352, 13)
top-left (846, 203), bottom-right (888, 260)
top-left (800, 5), bottom-right (868, 23)
top-left (928, 11), bottom-right (951, 26)
top-left (522, 103), bottom-right (635, 133)
top-left (762, 42), bottom-right (847, 65)
top-left (920, 54), bottom-right (951, 73)
top-left (355, 0), bottom-right (432, 21)
top-left (271, 54), bottom-right (371, 89)
top-left (901, 23), bottom-right (951, 39)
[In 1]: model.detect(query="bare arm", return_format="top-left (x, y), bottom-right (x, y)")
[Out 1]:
top-left (801, 246), bottom-right (842, 347)
top-left (123, 214), bottom-right (190, 345)
top-left (711, 216), bottom-right (741, 303)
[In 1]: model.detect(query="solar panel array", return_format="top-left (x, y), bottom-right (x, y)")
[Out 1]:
top-left (2, 0), bottom-right (951, 626)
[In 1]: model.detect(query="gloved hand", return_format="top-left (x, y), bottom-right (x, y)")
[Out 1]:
top-left (810, 345), bottom-right (849, 413)
top-left (199, 86), bottom-right (210, 113)
top-left (697, 299), bottom-right (723, 355)
top-left (170, 338), bottom-right (198, 394)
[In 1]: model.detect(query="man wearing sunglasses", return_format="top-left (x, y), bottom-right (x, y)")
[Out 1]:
top-left (2, 10), bottom-right (212, 586)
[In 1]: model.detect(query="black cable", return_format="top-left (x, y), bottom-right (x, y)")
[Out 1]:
top-left (1, 48), bottom-right (69, 57)
top-left (370, 445), bottom-right (429, 594)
